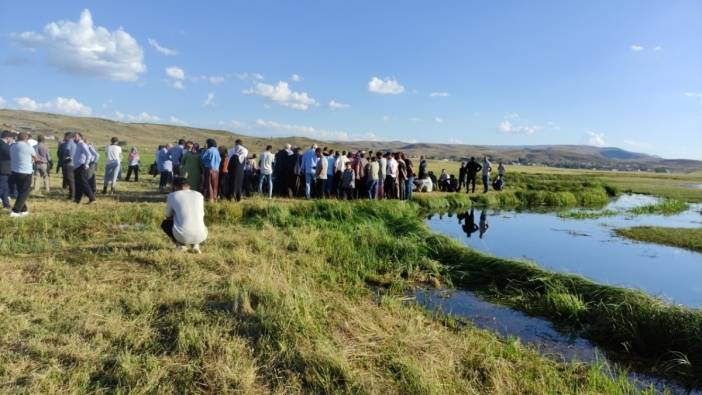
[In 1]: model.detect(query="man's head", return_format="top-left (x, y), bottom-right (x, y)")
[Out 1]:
top-left (235, 139), bottom-right (243, 146)
top-left (285, 143), bottom-right (292, 150)
top-left (206, 138), bottom-right (217, 148)
top-left (345, 161), bottom-right (352, 169)
top-left (17, 132), bottom-right (29, 142)
top-left (111, 137), bottom-right (119, 145)
top-left (172, 176), bottom-right (189, 191)
top-left (64, 131), bottom-right (74, 141)
top-left (38, 135), bottom-right (45, 144)
top-left (73, 132), bottom-right (83, 142)
top-left (1, 130), bottom-right (15, 143)
top-left (315, 147), bottom-right (322, 157)
top-left (185, 141), bottom-right (194, 150)
top-left (266, 144), bottom-right (272, 151)
top-left (178, 139), bottom-right (185, 146)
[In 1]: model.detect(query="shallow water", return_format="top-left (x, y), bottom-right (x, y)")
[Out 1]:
top-left (415, 288), bottom-right (700, 394)
top-left (426, 194), bottom-right (702, 307)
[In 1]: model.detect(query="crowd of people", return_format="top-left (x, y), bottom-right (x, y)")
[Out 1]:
top-left (1, 130), bottom-right (58, 217)
top-left (436, 157), bottom-right (506, 193)
top-left (2, 128), bottom-right (508, 253)
top-left (148, 139), bottom-right (438, 203)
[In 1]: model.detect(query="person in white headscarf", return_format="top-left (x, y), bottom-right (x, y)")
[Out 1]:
top-left (226, 139), bottom-right (248, 201)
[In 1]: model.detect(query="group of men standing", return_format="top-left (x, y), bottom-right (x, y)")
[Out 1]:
top-left (0, 129), bottom-right (55, 217)
top-left (56, 131), bottom-right (102, 205)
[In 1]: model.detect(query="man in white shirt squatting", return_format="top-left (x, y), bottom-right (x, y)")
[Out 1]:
top-left (162, 177), bottom-right (208, 254)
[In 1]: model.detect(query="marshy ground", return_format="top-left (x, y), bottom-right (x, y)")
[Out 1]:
top-left (0, 166), bottom-right (700, 394)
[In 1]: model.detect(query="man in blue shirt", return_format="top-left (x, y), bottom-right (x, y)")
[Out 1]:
top-left (157, 144), bottom-right (173, 192)
top-left (10, 132), bottom-right (36, 217)
top-left (300, 144), bottom-right (318, 199)
top-left (72, 132), bottom-right (96, 204)
top-left (200, 139), bottom-right (221, 202)
top-left (169, 139), bottom-right (185, 176)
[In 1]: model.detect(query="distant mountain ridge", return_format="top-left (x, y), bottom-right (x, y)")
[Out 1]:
top-left (1, 109), bottom-right (700, 172)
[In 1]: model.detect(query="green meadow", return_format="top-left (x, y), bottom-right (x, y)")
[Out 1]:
top-left (1, 159), bottom-right (701, 393)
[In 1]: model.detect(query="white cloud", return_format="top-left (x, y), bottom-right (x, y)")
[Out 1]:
top-left (328, 100), bottom-right (349, 109)
top-left (434, 117), bottom-right (444, 124)
top-left (14, 96), bottom-right (92, 116)
top-left (168, 115), bottom-right (187, 125)
top-left (125, 112), bottom-right (160, 123)
top-left (585, 130), bottom-right (606, 147)
top-left (166, 66), bottom-right (185, 80)
top-left (382, 115), bottom-right (391, 122)
top-left (172, 80), bottom-right (184, 90)
top-left (408, 117), bottom-right (421, 122)
top-left (236, 72), bottom-right (264, 81)
top-left (204, 92), bottom-right (215, 106)
top-left (505, 112), bottom-right (520, 119)
top-left (498, 120), bottom-right (538, 134)
top-left (368, 76), bottom-right (405, 95)
top-left (291, 74), bottom-right (301, 82)
top-left (148, 38), bottom-right (178, 56)
top-left (255, 119), bottom-right (380, 141)
top-left (243, 81), bottom-right (317, 110)
top-left (429, 92), bottom-right (449, 98)
top-left (653, 46), bottom-right (662, 51)
top-left (684, 92), bottom-right (702, 98)
top-left (631, 45), bottom-right (644, 51)
top-left (192, 75), bottom-right (225, 85)
top-left (0, 97), bottom-right (5, 108)
top-left (11, 9), bottom-right (145, 81)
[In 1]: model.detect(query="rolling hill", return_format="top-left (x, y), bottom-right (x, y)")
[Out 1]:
top-left (2, 109), bottom-right (700, 172)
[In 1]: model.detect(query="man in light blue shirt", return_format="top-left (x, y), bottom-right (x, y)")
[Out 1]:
top-left (72, 133), bottom-right (95, 204)
top-left (158, 144), bottom-right (173, 192)
top-left (300, 144), bottom-right (318, 199)
top-left (10, 132), bottom-right (36, 217)
top-left (170, 139), bottom-right (185, 175)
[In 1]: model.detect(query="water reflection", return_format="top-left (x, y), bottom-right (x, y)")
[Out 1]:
top-left (427, 195), bottom-right (702, 307)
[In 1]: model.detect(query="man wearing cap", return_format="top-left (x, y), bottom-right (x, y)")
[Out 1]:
top-left (9, 132), bottom-right (36, 217)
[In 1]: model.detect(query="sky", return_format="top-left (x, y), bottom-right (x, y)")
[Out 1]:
top-left (0, 1), bottom-right (701, 159)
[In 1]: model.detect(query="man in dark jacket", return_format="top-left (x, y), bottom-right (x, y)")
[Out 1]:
top-left (0, 130), bottom-right (15, 209)
top-left (465, 157), bottom-right (482, 193)
top-left (57, 132), bottom-right (76, 199)
top-left (458, 161), bottom-right (467, 191)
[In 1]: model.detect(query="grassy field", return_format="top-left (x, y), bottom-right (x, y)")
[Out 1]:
top-left (1, 169), bottom-right (701, 392)
top-left (2, 196), bottom-right (658, 393)
top-left (616, 227), bottom-right (702, 253)
top-left (429, 160), bottom-right (702, 203)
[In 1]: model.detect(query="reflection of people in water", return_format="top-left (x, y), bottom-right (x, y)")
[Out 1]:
top-left (479, 209), bottom-right (489, 238)
top-left (457, 208), bottom-right (479, 238)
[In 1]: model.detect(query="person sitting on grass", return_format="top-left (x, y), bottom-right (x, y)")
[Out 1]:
top-left (492, 174), bottom-right (504, 191)
top-left (162, 177), bottom-right (208, 254)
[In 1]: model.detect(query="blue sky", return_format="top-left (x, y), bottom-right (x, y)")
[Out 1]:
top-left (1, 1), bottom-right (701, 159)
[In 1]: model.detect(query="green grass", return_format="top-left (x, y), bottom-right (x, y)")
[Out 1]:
top-left (2, 162), bottom-right (699, 392)
top-left (627, 199), bottom-right (689, 215)
top-left (0, 194), bottom-right (670, 393)
top-left (558, 209), bottom-right (619, 219)
top-left (616, 226), bottom-right (702, 253)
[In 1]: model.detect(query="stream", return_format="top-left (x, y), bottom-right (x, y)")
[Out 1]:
top-left (426, 194), bottom-right (702, 307)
